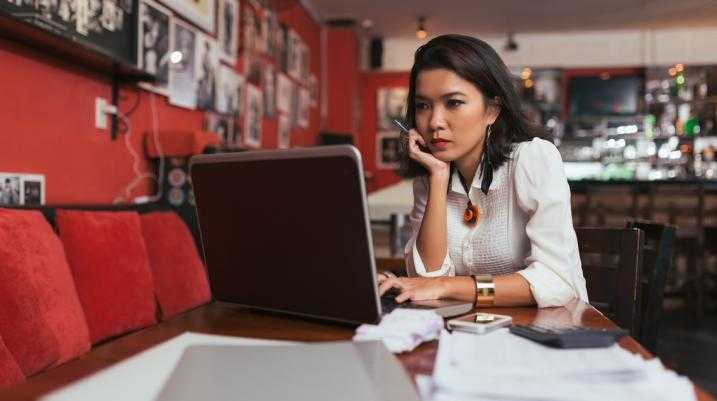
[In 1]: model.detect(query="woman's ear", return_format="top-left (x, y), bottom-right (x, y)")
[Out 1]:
top-left (486, 97), bottom-right (501, 125)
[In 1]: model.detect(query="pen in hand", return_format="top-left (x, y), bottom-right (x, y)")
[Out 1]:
top-left (392, 119), bottom-right (410, 133)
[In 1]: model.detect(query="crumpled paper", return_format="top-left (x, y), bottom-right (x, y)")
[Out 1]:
top-left (353, 309), bottom-right (444, 353)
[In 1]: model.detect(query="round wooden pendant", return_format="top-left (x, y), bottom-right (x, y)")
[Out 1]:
top-left (463, 204), bottom-right (480, 225)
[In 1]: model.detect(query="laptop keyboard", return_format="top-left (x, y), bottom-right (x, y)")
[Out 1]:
top-left (380, 294), bottom-right (435, 315)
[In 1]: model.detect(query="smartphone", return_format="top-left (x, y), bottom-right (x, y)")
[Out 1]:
top-left (447, 313), bottom-right (513, 334)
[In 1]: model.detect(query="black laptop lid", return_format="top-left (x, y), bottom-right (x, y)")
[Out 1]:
top-left (190, 146), bottom-right (381, 325)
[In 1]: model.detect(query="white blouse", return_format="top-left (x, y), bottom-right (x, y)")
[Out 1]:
top-left (404, 137), bottom-right (589, 308)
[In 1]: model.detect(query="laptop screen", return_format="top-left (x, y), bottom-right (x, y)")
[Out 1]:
top-left (191, 146), bottom-right (381, 324)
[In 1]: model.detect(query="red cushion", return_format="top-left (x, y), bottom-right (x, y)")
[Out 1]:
top-left (0, 209), bottom-right (91, 372)
top-left (140, 212), bottom-right (211, 319)
top-left (0, 334), bottom-right (23, 387)
top-left (56, 210), bottom-right (157, 344)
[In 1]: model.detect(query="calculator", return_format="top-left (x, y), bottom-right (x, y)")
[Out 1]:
top-left (508, 324), bottom-right (628, 348)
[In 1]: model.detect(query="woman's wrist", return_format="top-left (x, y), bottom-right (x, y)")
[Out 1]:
top-left (438, 276), bottom-right (476, 302)
top-left (428, 165), bottom-right (450, 180)
top-left (428, 168), bottom-right (450, 191)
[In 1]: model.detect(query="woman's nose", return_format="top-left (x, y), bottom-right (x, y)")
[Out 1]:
top-left (429, 107), bottom-right (446, 131)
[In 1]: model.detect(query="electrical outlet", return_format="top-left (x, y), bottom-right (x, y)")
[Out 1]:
top-left (95, 97), bottom-right (108, 130)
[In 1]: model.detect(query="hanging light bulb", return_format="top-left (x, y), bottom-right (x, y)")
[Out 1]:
top-left (416, 16), bottom-right (427, 39)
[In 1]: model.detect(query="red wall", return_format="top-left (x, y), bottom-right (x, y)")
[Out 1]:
top-left (0, 1), bottom-right (321, 204)
top-left (325, 28), bottom-right (359, 136)
top-left (358, 71), bottom-right (409, 193)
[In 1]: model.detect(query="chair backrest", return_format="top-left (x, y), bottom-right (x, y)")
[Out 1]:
top-left (575, 227), bottom-right (644, 337)
top-left (626, 220), bottom-right (676, 354)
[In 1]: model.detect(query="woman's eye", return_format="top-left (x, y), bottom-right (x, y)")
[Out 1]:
top-left (447, 99), bottom-right (464, 108)
top-left (415, 102), bottom-right (429, 110)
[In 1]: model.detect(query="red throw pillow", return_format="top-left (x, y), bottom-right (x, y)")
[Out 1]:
top-left (0, 334), bottom-right (23, 388)
top-left (56, 210), bottom-right (157, 344)
top-left (140, 212), bottom-right (211, 320)
top-left (0, 209), bottom-right (91, 373)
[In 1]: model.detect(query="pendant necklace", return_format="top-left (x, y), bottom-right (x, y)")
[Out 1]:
top-left (451, 124), bottom-right (494, 226)
top-left (456, 168), bottom-right (480, 225)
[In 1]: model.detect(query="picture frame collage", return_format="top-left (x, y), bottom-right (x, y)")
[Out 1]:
top-left (376, 87), bottom-right (408, 170)
top-left (0, 173), bottom-right (46, 206)
top-left (136, 0), bottom-right (318, 150)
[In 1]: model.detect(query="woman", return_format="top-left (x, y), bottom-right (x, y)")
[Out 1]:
top-left (378, 34), bottom-right (588, 308)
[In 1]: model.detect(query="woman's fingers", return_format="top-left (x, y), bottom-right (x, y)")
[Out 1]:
top-left (378, 278), bottom-right (401, 296)
top-left (377, 271), bottom-right (397, 285)
top-left (413, 131), bottom-right (427, 147)
top-left (395, 290), bottom-right (413, 303)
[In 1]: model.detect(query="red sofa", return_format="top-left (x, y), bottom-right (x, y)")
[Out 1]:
top-left (0, 204), bottom-right (211, 387)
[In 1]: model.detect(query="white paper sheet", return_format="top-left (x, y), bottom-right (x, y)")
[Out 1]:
top-left (40, 332), bottom-right (295, 401)
top-left (429, 329), bottom-right (697, 401)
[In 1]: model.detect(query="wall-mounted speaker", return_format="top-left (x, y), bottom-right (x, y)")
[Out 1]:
top-left (370, 37), bottom-right (383, 70)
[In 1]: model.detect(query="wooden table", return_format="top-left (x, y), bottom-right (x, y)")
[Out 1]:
top-left (0, 302), bottom-right (713, 401)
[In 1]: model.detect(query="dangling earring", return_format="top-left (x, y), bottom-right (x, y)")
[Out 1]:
top-left (480, 124), bottom-right (493, 195)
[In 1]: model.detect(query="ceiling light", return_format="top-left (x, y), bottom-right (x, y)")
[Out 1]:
top-left (361, 19), bottom-right (373, 29)
top-left (416, 16), bottom-right (427, 40)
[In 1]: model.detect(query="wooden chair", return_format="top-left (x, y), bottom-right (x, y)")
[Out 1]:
top-left (575, 227), bottom-right (645, 337)
top-left (644, 184), bottom-right (705, 319)
top-left (626, 220), bottom-right (677, 355)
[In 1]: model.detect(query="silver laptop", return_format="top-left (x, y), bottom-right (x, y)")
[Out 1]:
top-left (190, 145), bottom-right (472, 325)
top-left (154, 342), bottom-right (421, 401)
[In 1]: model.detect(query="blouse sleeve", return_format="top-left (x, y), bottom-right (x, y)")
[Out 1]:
top-left (514, 138), bottom-right (589, 307)
top-left (403, 176), bottom-right (455, 277)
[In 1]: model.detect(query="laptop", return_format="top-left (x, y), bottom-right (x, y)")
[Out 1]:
top-left (190, 145), bottom-right (472, 325)
top-left (154, 342), bottom-right (421, 401)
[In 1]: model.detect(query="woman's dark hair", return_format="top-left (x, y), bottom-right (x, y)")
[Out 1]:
top-left (400, 34), bottom-right (548, 177)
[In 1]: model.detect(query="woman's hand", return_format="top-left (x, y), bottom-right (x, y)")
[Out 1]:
top-left (405, 129), bottom-right (449, 177)
top-left (377, 274), bottom-right (448, 303)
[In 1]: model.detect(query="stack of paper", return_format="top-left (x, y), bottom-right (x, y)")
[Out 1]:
top-left (422, 330), bottom-right (696, 401)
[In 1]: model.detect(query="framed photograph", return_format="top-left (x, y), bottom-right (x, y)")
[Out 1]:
top-left (286, 28), bottom-right (301, 80)
top-left (21, 174), bottom-right (45, 206)
top-left (195, 33), bottom-right (220, 111)
top-left (298, 40), bottom-right (310, 81)
top-left (276, 72), bottom-right (292, 114)
top-left (376, 87), bottom-right (408, 130)
top-left (216, 64), bottom-right (242, 115)
top-left (169, 18), bottom-right (198, 109)
top-left (277, 113), bottom-right (290, 149)
top-left (263, 63), bottom-right (275, 119)
top-left (308, 73), bottom-right (317, 107)
top-left (265, 9), bottom-right (277, 59)
top-left (0, 173), bottom-right (22, 206)
top-left (244, 84), bottom-right (263, 148)
top-left (289, 81), bottom-right (299, 128)
top-left (297, 87), bottom-right (309, 129)
top-left (232, 113), bottom-right (243, 146)
top-left (159, 0), bottom-right (215, 33)
top-left (217, 0), bottom-right (238, 64)
top-left (256, 7), bottom-right (268, 55)
top-left (242, 1), bottom-right (263, 53)
top-left (244, 53), bottom-right (262, 85)
top-left (275, 22), bottom-right (288, 72)
top-left (232, 71), bottom-right (246, 117)
top-left (138, 0), bottom-right (173, 95)
top-left (203, 111), bottom-right (233, 144)
top-left (376, 132), bottom-right (401, 170)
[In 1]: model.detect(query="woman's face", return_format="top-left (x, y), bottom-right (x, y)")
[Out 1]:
top-left (414, 68), bottom-right (499, 162)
